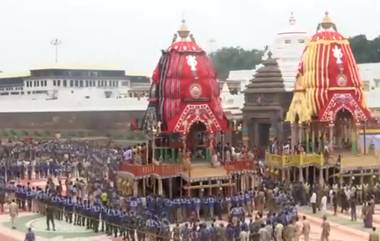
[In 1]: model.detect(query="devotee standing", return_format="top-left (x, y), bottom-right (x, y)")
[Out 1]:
top-left (274, 222), bottom-right (284, 241)
top-left (24, 227), bottom-right (35, 241)
top-left (310, 191), bottom-right (317, 214)
top-left (369, 227), bottom-right (380, 241)
top-left (321, 215), bottom-right (330, 241)
top-left (321, 194), bottom-right (327, 214)
top-left (350, 196), bottom-right (357, 221)
top-left (9, 199), bottom-right (19, 229)
top-left (302, 216), bottom-right (311, 241)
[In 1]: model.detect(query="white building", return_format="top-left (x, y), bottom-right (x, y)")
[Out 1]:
top-left (224, 14), bottom-right (380, 120)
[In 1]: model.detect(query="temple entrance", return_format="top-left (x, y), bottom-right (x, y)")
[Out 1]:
top-left (334, 108), bottom-right (354, 151)
top-left (258, 123), bottom-right (271, 147)
top-left (187, 121), bottom-right (210, 162)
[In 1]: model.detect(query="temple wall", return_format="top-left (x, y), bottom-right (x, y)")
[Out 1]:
top-left (0, 111), bottom-right (145, 130)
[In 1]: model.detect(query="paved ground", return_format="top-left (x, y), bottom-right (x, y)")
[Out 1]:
top-left (0, 212), bottom-right (117, 241)
top-left (298, 205), bottom-right (378, 241)
top-left (0, 205), bottom-right (376, 241)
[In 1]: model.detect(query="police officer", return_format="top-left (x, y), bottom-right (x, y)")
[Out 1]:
top-left (65, 196), bottom-right (74, 223)
top-left (92, 204), bottom-right (101, 232)
top-left (46, 200), bottom-right (55, 231)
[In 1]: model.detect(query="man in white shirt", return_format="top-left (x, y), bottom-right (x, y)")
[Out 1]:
top-left (310, 192), bottom-right (317, 214)
top-left (239, 227), bottom-right (249, 241)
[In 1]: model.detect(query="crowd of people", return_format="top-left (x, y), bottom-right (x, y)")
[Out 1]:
top-left (0, 139), bottom-right (378, 241)
top-left (0, 139), bottom-right (312, 241)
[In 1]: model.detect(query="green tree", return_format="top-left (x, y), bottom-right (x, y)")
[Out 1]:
top-left (209, 47), bottom-right (263, 80)
top-left (349, 35), bottom-right (380, 63)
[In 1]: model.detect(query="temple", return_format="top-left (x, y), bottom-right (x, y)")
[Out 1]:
top-left (243, 52), bottom-right (292, 149)
top-left (119, 20), bottom-right (255, 197)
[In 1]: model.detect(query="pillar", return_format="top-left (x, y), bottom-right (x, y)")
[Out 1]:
top-left (313, 166), bottom-right (317, 184)
top-left (349, 171), bottom-right (354, 186)
top-left (291, 123), bottom-right (296, 151)
top-left (169, 178), bottom-right (173, 199)
top-left (208, 179), bottom-right (212, 196)
top-left (133, 180), bottom-right (138, 197)
top-left (324, 168), bottom-right (329, 185)
top-left (329, 123), bottom-right (334, 151)
top-left (158, 178), bottom-right (163, 196)
top-left (142, 178), bottom-right (146, 196)
top-left (316, 126), bottom-right (320, 153)
top-left (311, 124), bottom-right (315, 153)
top-left (305, 166), bottom-right (309, 184)
top-left (298, 123), bottom-right (303, 145)
top-left (360, 170), bottom-right (364, 185)
top-left (281, 168), bottom-right (285, 182)
top-left (287, 168), bottom-right (291, 183)
top-left (180, 177), bottom-right (183, 197)
top-left (306, 126), bottom-right (310, 153)
top-left (319, 167), bottom-right (324, 186)
top-left (352, 123), bottom-right (359, 155)
top-left (240, 174), bottom-right (246, 192)
top-left (298, 167), bottom-right (304, 183)
top-left (229, 178), bottom-right (233, 196)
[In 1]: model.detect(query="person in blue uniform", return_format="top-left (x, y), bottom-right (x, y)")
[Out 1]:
top-left (100, 204), bottom-right (107, 232)
top-left (202, 195), bottom-right (209, 219)
top-left (105, 207), bottom-right (113, 236)
top-left (74, 199), bottom-right (82, 226)
top-left (136, 214), bottom-right (145, 241)
top-left (27, 163), bottom-right (33, 180)
top-left (85, 200), bottom-right (92, 229)
top-left (208, 196), bottom-right (216, 220)
top-left (92, 204), bottom-right (101, 232)
top-left (26, 187), bottom-right (35, 212)
top-left (46, 200), bottom-right (55, 231)
top-left (65, 197), bottom-right (74, 223)
top-left (173, 197), bottom-right (181, 222)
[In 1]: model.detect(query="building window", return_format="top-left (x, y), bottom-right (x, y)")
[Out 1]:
top-left (70, 80), bottom-right (73, 87)
top-left (63, 80), bottom-right (67, 87)
top-left (298, 39), bottom-right (305, 43)
top-left (53, 80), bottom-right (56, 86)
top-left (57, 80), bottom-right (61, 86)
top-left (80, 80), bottom-right (83, 87)
top-left (284, 39), bottom-right (291, 44)
top-left (75, 80), bottom-right (79, 87)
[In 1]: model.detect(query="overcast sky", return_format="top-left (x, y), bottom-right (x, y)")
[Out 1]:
top-left (0, 0), bottom-right (378, 74)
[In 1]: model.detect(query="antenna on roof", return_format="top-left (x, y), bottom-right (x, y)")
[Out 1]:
top-left (50, 38), bottom-right (62, 64)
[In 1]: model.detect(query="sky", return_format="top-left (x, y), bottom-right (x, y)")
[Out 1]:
top-left (0, 0), bottom-right (378, 74)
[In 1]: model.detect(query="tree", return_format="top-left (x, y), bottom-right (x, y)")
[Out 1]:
top-left (349, 35), bottom-right (380, 63)
top-left (209, 47), bottom-right (263, 80)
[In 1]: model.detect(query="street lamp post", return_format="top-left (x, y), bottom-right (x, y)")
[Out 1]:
top-left (50, 38), bottom-right (62, 63)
